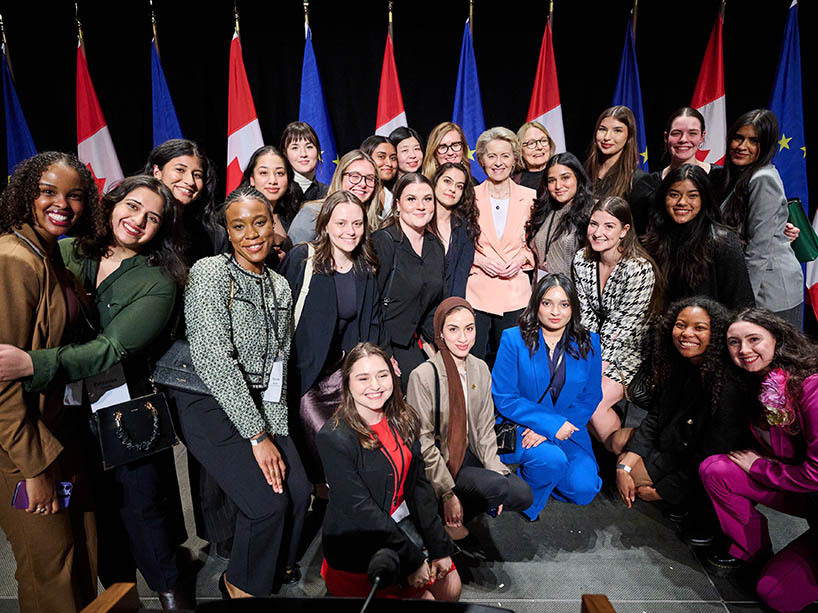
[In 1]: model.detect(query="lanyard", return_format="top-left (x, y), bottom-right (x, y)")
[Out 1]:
top-left (376, 421), bottom-right (407, 511)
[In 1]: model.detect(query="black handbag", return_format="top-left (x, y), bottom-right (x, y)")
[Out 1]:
top-left (625, 362), bottom-right (654, 408)
top-left (152, 339), bottom-right (209, 395)
top-left (494, 419), bottom-right (518, 455)
top-left (93, 393), bottom-right (179, 470)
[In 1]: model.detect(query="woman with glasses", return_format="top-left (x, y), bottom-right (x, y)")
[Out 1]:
top-left (422, 122), bottom-right (472, 181)
top-left (513, 121), bottom-right (556, 192)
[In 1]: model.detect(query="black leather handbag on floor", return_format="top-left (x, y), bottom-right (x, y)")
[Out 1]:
top-left (494, 418), bottom-right (518, 455)
top-left (94, 393), bottom-right (178, 470)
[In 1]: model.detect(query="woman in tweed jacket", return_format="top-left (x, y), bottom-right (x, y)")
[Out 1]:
top-left (573, 197), bottom-right (662, 454)
top-left (176, 186), bottom-right (310, 598)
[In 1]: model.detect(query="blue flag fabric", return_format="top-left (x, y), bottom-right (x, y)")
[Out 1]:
top-left (452, 20), bottom-right (487, 183)
top-left (2, 46), bottom-right (36, 178)
top-left (151, 40), bottom-right (183, 148)
top-left (299, 26), bottom-right (338, 186)
top-left (770, 1), bottom-right (808, 216)
top-left (611, 17), bottom-right (648, 172)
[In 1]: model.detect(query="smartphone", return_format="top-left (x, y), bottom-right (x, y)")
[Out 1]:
top-left (11, 481), bottom-right (73, 510)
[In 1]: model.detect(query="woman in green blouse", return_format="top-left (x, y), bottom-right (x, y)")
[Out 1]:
top-left (0, 174), bottom-right (190, 609)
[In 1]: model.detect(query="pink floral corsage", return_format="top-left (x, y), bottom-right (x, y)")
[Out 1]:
top-left (759, 368), bottom-right (796, 429)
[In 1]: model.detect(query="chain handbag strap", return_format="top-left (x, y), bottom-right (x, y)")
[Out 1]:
top-left (114, 401), bottom-right (160, 452)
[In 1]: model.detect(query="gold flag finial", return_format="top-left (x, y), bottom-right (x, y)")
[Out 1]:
top-left (388, 0), bottom-right (394, 39)
top-left (233, 1), bottom-right (240, 35)
top-left (303, 0), bottom-right (309, 28)
top-left (549, 0), bottom-right (554, 24)
top-left (75, 2), bottom-right (85, 47)
top-left (150, 0), bottom-right (159, 53)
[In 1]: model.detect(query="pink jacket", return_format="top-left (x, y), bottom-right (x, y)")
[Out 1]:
top-left (465, 181), bottom-right (535, 315)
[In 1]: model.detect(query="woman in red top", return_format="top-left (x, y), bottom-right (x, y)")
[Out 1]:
top-left (316, 343), bottom-right (460, 600)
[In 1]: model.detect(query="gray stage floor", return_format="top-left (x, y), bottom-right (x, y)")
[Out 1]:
top-left (1, 433), bottom-right (816, 612)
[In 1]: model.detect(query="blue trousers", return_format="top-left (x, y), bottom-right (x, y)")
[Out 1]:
top-left (501, 427), bottom-right (601, 520)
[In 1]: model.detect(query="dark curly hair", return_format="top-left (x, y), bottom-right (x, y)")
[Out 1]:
top-left (73, 175), bottom-right (187, 286)
top-left (519, 273), bottom-right (594, 359)
top-left (728, 308), bottom-right (818, 418)
top-left (652, 296), bottom-right (731, 414)
top-left (431, 162), bottom-right (480, 246)
top-left (239, 145), bottom-right (303, 226)
top-left (0, 152), bottom-right (98, 236)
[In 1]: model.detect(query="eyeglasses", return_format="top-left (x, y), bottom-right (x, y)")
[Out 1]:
top-left (343, 172), bottom-right (377, 187)
top-left (522, 138), bottom-right (550, 150)
top-left (436, 142), bottom-right (464, 155)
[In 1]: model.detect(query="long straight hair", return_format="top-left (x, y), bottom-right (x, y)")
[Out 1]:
top-left (239, 145), bottom-right (303, 225)
top-left (311, 190), bottom-right (378, 276)
top-left (431, 162), bottom-right (480, 245)
top-left (584, 105), bottom-right (640, 199)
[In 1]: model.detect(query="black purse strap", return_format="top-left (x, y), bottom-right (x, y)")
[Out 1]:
top-left (381, 245), bottom-right (399, 309)
top-left (430, 361), bottom-right (441, 449)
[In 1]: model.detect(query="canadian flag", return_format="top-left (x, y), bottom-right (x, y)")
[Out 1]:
top-left (76, 38), bottom-right (123, 195)
top-left (375, 33), bottom-right (407, 136)
top-left (226, 30), bottom-right (263, 195)
top-left (526, 18), bottom-right (566, 154)
top-left (691, 11), bottom-right (726, 166)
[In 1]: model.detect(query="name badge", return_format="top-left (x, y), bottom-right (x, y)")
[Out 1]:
top-left (86, 363), bottom-right (132, 412)
top-left (262, 355), bottom-right (284, 403)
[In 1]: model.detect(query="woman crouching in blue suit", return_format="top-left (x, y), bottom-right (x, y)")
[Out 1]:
top-left (492, 273), bottom-right (603, 521)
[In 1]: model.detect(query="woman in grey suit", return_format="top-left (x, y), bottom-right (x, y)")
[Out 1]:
top-left (719, 109), bottom-right (803, 327)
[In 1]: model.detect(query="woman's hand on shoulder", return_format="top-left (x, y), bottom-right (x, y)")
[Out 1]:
top-left (521, 427), bottom-right (547, 449)
top-left (555, 421), bottom-right (579, 441)
top-left (0, 345), bottom-right (33, 381)
top-left (251, 433), bottom-right (287, 494)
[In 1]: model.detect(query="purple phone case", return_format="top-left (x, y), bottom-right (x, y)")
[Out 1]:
top-left (11, 481), bottom-right (72, 510)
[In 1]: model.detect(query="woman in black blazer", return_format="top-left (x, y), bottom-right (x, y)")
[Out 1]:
top-left (279, 191), bottom-right (384, 485)
top-left (316, 343), bottom-right (460, 600)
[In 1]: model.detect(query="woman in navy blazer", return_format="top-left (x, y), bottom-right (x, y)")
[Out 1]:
top-left (492, 273), bottom-right (603, 521)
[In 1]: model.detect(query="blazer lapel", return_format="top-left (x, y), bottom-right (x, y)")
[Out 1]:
top-left (531, 332), bottom-right (553, 406)
top-left (555, 347), bottom-right (583, 412)
top-left (499, 182), bottom-right (530, 253)
top-left (475, 182), bottom-right (501, 250)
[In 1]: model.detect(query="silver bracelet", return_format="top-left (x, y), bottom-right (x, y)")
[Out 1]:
top-left (250, 432), bottom-right (268, 446)
top-left (616, 463), bottom-right (632, 474)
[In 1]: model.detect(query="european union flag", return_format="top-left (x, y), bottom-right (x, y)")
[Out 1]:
top-left (151, 40), bottom-right (183, 148)
top-left (611, 17), bottom-right (648, 172)
top-left (452, 19), bottom-right (487, 183)
top-left (299, 26), bottom-right (338, 186)
top-left (2, 45), bottom-right (36, 179)
top-left (770, 1), bottom-right (807, 216)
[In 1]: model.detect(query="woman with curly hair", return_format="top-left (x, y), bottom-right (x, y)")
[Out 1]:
top-left (492, 274), bottom-right (603, 521)
top-left (642, 165), bottom-right (754, 310)
top-left (526, 152), bottom-right (594, 279)
top-left (0, 152), bottom-right (98, 612)
top-left (431, 162), bottom-right (480, 298)
top-left (0, 175), bottom-right (190, 608)
top-left (615, 297), bottom-right (751, 543)
top-left (700, 309), bottom-right (818, 612)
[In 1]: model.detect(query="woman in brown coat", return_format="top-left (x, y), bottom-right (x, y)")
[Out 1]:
top-left (0, 152), bottom-right (98, 612)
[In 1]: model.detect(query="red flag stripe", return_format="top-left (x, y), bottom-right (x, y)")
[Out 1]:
top-left (227, 31), bottom-right (260, 135)
top-left (691, 15), bottom-right (725, 108)
top-left (375, 33), bottom-right (406, 131)
top-left (76, 41), bottom-right (107, 142)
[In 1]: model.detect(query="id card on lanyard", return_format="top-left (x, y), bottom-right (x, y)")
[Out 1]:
top-left (262, 354), bottom-right (284, 403)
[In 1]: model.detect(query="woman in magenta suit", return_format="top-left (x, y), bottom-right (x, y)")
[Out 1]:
top-left (699, 308), bottom-right (818, 612)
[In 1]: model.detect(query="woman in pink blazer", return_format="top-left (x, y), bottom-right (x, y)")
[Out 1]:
top-left (466, 127), bottom-right (535, 363)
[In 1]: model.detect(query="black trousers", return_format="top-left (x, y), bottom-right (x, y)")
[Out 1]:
top-left (454, 449), bottom-right (533, 523)
top-left (471, 308), bottom-right (525, 366)
top-left (175, 390), bottom-right (311, 596)
top-left (391, 338), bottom-right (426, 394)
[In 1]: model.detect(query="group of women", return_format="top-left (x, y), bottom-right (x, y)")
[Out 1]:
top-left (0, 100), bottom-right (814, 613)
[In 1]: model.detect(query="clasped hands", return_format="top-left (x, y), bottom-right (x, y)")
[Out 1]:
top-left (521, 421), bottom-right (578, 449)
top-left (475, 253), bottom-right (528, 279)
top-left (408, 557), bottom-right (453, 588)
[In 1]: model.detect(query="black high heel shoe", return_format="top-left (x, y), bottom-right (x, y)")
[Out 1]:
top-left (218, 572), bottom-right (230, 600)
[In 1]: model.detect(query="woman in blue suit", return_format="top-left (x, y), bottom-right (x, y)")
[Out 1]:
top-left (492, 273), bottom-right (603, 521)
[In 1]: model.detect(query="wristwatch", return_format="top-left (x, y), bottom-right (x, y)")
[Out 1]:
top-left (250, 432), bottom-right (268, 446)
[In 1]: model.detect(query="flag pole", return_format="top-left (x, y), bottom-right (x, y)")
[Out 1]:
top-left (150, 0), bottom-right (161, 55)
top-left (234, 1), bottom-right (240, 37)
top-left (75, 2), bottom-right (85, 51)
top-left (548, 0), bottom-right (553, 25)
top-left (388, 0), bottom-right (394, 41)
top-left (0, 12), bottom-right (13, 80)
top-left (469, 0), bottom-right (474, 37)
top-left (303, 0), bottom-right (309, 39)
top-left (632, 0), bottom-right (638, 39)
top-left (720, 0), bottom-right (726, 22)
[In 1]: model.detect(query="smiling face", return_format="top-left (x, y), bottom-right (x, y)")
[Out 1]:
top-left (434, 167), bottom-right (467, 208)
top-left (348, 354), bottom-right (394, 419)
top-left (110, 187), bottom-right (165, 254)
top-left (596, 117), bottom-right (628, 158)
top-left (665, 178), bottom-right (702, 225)
top-left (327, 201), bottom-right (365, 260)
top-left (521, 126), bottom-right (551, 171)
top-left (435, 129), bottom-right (464, 165)
top-left (546, 164), bottom-right (577, 205)
top-left (341, 159), bottom-right (377, 203)
top-left (441, 307), bottom-right (476, 361)
top-left (665, 116), bottom-right (705, 165)
top-left (482, 139), bottom-right (515, 183)
top-left (31, 163), bottom-right (85, 242)
top-left (249, 153), bottom-right (288, 203)
top-left (152, 154), bottom-right (204, 206)
top-left (729, 125), bottom-right (761, 167)
top-left (397, 182), bottom-right (435, 233)
top-left (538, 285), bottom-right (572, 336)
top-left (370, 142), bottom-right (398, 182)
top-left (286, 137), bottom-right (319, 176)
top-left (225, 197), bottom-right (275, 273)
top-left (726, 320), bottom-right (777, 374)
top-left (587, 209), bottom-right (628, 255)
top-left (672, 306), bottom-right (711, 364)
top-left (396, 137), bottom-right (422, 174)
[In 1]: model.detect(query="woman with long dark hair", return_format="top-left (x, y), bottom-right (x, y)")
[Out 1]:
top-left (317, 343), bottom-right (461, 600)
top-left (389, 126), bottom-right (424, 178)
top-left (573, 197), bottom-right (662, 454)
top-left (642, 165), bottom-right (754, 309)
top-left (700, 308), bottom-right (818, 612)
top-left (280, 121), bottom-right (329, 202)
top-left (584, 106), bottom-right (647, 202)
top-left (526, 152), bottom-right (594, 279)
top-left (492, 274), bottom-right (603, 521)
top-left (431, 162), bottom-right (480, 298)
top-left (361, 135), bottom-right (398, 227)
top-left (0, 152), bottom-right (98, 612)
top-left (718, 109), bottom-right (803, 326)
